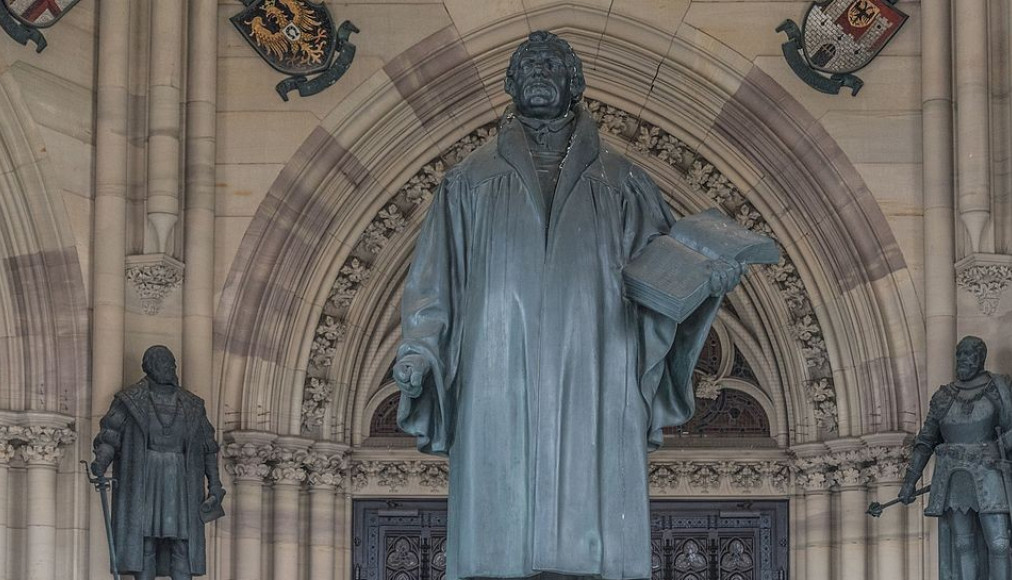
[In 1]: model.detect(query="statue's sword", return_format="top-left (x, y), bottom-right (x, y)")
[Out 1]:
top-left (995, 427), bottom-right (1012, 524)
top-left (81, 461), bottom-right (121, 580)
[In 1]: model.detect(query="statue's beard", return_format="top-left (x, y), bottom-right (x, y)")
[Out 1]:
top-left (956, 363), bottom-right (980, 381)
top-left (149, 368), bottom-right (180, 388)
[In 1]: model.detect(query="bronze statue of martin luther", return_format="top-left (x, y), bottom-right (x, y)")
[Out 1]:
top-left (393, 31), bottom-right (747, 580)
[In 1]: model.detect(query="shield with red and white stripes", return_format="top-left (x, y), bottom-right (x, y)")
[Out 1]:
top-left (4, 0), bottom-right (81, 28)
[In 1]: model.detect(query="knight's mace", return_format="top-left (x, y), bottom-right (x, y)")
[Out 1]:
top-left (866, 485), bottom-right (930, 517)
top-left (81, 461), bottom-right (121, 580)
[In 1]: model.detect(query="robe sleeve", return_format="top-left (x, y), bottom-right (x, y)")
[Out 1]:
top-left (622, 166), bottom-right (723, 451)
top-left (396, 168), bottom-right (467, 456)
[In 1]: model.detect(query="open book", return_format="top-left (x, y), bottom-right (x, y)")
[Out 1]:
top-left (623, 209), bottom-right (780, 322)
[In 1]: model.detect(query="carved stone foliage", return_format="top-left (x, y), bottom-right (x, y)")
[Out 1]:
top-left (789, 444), bottom-right (909, 491)
top-left (301, 99), bottom-right (838, 435)
top-left (301, 377), bottom-right (335, 434)
top-left (224, 434), bottom-right (353, 489)
top-left (349, 460), bottom-right (450, 493)
top-left (125, 254), bottom-right (184, 315)
top-left (0, 424), bottom-right (77, 466)
top-left (223, 440), bottom-right (275, 482)
top-left (956, 260), bottom-right (1012, 316)
top-left (648, 461), bottom-right (791, 494)
top-left (694, 374), bottom-right (723, 400)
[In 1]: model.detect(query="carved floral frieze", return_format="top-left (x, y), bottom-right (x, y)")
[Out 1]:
top-left (300, 100), bottom-right (839, 435)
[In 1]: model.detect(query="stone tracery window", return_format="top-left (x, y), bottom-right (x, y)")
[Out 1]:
top-left (370, 390), bottom-right (405, 437)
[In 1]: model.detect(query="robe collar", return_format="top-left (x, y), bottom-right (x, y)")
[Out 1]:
top-left (498, 102), bottom-right (600, 223)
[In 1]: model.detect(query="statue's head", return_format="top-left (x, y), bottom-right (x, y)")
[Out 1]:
top-left (142, 345), bottom-right (179, 387)
top-left (504, 31), bottom-right (586, 120)
top-left (955, 335), bottom-right (987, 381)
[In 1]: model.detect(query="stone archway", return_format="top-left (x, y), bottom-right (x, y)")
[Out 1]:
top-left (215, 7), bottom-right (923, 444)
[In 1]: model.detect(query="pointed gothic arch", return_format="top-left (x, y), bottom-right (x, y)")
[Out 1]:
top-left (214, 5), bottom-right (924, 447)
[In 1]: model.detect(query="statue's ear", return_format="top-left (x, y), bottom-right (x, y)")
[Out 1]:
top-left (504, 76), bottom-right (517, 101)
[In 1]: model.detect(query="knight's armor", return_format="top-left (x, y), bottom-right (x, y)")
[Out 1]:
top-left (905, 374), bottom-right (1012, 516)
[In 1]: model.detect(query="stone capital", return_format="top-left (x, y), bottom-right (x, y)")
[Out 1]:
top-left (305, 444), bottom-right (349, 489)
top-left (18, 425), bottom-right (77, 466)
top-left (270, 436), bottom-right (312, 485)
top-left (223, 431), bottom-right (276, 483)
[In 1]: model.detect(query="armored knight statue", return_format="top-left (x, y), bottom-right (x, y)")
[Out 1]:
top-left (91, 345), bottom-right (225, 580)
top-left (393, 31), bottom-right (745, 580)
top-left (900, 336), bottom-right (1012, 580)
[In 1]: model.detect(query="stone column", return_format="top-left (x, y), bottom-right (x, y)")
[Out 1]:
top-left (145, 0), bottom-right (185, 253)
top-left (271, 437), bottom-right (310, 580)
top-left (0, 427), bottom-right (17, 580)
top-left (306, 444), bottom-right (348, 580)
top-left (954, 0), bottom-right (992, 252)
top-left (867, 443), bottom-right (910, 580)
top-left (182, 0), bottom-right (218, 401)
top-left (336, 492), bottom-right (352, 580)
top-left (794, 455), bottom-right (832, 580)
top-left (224, 433), bottom-right (276, 580)
top-left (92, 0), bottom-right (131, 573)
top-left (921, 0), bottom-right (956, 391)
top-left (833, 451), bottom-right (869, 580)
top-left (20, 426), bottom-right (76, 580)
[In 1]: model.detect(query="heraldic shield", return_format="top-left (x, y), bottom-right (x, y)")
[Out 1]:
top-left (777, 0), bottom-right (908, 96)
top-left (232, 0), bottom-right (358, 101)
top-left (0, 0), bottom-right (84, 52)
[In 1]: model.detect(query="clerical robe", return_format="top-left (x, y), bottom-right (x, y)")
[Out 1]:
top-left (397, 104), bottom-right (721, 580)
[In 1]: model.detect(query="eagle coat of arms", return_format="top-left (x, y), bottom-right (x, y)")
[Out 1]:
top-left (0, 0), bottom-right (85, 52)
top-left (778, 0), bottom-right (908, 96)
top-left (232, 0), bottom-right (357, 101)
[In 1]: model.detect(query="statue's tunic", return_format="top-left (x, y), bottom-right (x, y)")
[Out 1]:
top-left (397, 105), bottom-right (721, 580)
top-left (144, 394), bottom-right (190, 538)
top-left (93, 379), bottom-right (219, 575)
top-left (915, 375), bottom-right (1012, 516)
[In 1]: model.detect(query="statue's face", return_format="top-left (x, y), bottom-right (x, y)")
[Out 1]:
top-left (146, 351), bottom-right (179, 386)
top-left (955, 341), bottom-right (985, 381)
top-left (513, 43), bottom-right (572, 120)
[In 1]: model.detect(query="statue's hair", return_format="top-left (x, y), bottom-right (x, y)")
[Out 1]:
top-left (142, 345), bottom-right (176, 376)
top-left (957, 335), bottom-right (987, 362)
top-left (504, 31), bottom-right (586, 106)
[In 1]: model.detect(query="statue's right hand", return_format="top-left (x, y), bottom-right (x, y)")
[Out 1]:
top-left (898, 481), bottom-right (917, 505)
top-left (393, 354), bottom-right (430, 399)
top-left (90, 461), bottom-right (107, 478)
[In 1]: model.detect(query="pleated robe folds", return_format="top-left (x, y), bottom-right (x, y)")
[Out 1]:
top-left (397, 106), bottom-right (721, 580)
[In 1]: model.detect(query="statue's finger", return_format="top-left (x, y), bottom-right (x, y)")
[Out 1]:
top-left (410, 370), bottom-right (423, 388)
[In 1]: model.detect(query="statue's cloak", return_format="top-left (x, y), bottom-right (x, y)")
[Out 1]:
top-left (398, 105), bottom-right (720, 580)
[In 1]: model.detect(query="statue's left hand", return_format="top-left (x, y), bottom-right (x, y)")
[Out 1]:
top-left (706, 258), bottom-right (745, 296)
top-left (202, 487), bottom-right (225, 511)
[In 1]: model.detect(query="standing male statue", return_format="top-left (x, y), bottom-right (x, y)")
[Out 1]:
top-left (900, 336), bottom-right (1012, 580)
top-left (91, 345), bottom-right (225, 580)
top-left (394, 31), bottom-right (745, 580)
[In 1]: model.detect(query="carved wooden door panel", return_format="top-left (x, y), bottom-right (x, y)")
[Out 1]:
top-left (353, 500), bottom-right (788, 580)
top-left (650, 501), bottom-right (788, 580)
